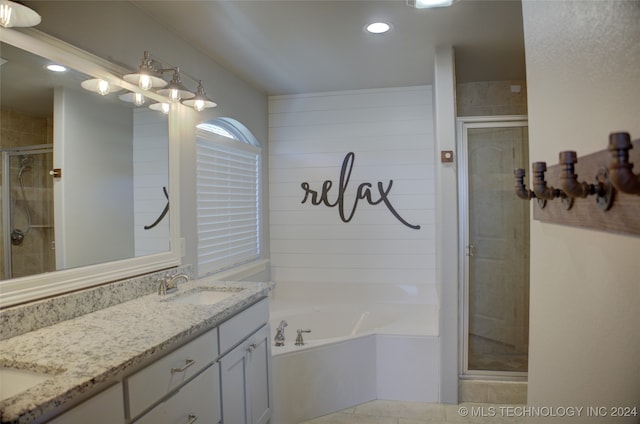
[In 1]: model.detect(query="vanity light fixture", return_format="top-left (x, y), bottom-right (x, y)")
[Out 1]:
top-left (149, 102), bottom-right (171, 114)
top-left (0, 0), bottom-right (41, 28)
top-left (156, 68), bottom-right (194, 102)
top-left (120, 51), bottom-right (217, 111)
top-left (123, 51), bottom-right (167, 90)
top-left (119, 92), bottom-right (146, 107)
top-left (407, 0), bottom-right (455, 8)
top-left (182, 81), bottom-right (217, 112)
top-left (80, 78), bottom-right (123, 96)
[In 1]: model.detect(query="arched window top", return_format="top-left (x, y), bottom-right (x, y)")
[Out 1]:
top-left (196, 117), bottom-right (260, 147)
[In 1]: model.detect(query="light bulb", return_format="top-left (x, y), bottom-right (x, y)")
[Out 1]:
top-left (134, 92), bottom-right (145, 106)
top-left (0, 4), bottom-right (12, 27)
top-left (193, 99), bottom-right (206, 112)
top-left (169, 88), bottom-right (181, 102)
top-left (97, 80), bottom-right (110, 96)
top-left (161, 103), bottom-right (170, 114)
top-left (139, 74), bottom-right (152, 91)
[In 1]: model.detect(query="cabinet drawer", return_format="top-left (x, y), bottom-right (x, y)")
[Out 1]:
top-left (48, 383), bottom-right (124, 424)
top-left (133, 364), bottom-right (220, 424)
top-left (219, 298), bottom-right (269, 354)
top-left (135, 364), bottom-right (221, 424)
top-left (127, 330), bottom-right (218, 419)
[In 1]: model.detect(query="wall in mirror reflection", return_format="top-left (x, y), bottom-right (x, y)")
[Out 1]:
top-left (1, 74), bottom-right (169, 281)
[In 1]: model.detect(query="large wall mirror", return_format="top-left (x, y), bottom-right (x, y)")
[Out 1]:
top-left (0, 28), bottom-right (181, 307)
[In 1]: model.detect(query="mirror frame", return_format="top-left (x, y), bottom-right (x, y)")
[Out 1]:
top-left (0, 27), bottom-right (181, 308)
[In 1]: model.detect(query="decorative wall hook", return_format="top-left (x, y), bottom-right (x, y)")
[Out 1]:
top-left (608, 132), bottom-right (640, 195)
top-left (558, 151), bottom-right (614, 210)
top-left (532, 162), bottom-right (573, 210)
top-left (514, 168), bottom-right (546, 208)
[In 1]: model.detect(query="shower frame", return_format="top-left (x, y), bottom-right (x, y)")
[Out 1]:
top-left (1, 144), bottom-right (54, 279)
top-left (456, 116), bottom-right (529, 381)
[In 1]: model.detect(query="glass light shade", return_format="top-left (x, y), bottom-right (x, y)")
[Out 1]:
top-left (182, 83), bottom-right (217, 111)
top-left (81, 78), bottom-right (123, 96)
top-left (119, 92), bottom-right (146, 106)
top-left (123, 72), bottom-right (167, 91)
top-left (149, 102), bottom-right (171, 114)
top-left (156, 70), bottom-right (194, 102)
top-left (0, 0), bottom-right (41, 28)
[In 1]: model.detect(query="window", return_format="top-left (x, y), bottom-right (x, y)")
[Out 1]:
top-left (196, 119), bottom-right (261, 276)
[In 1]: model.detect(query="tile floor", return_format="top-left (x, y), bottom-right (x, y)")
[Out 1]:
top-left (300, 400), bottom-right (526, 424)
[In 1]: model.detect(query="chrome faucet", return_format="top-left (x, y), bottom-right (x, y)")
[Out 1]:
top-left (274, 320), bottom-right (288, 346)
top-left (295, 329), bottom-right (311, 346)
top-left (158, 273), bottom-right (189, 295)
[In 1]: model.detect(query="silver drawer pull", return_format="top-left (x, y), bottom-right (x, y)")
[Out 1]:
top-left (171, 358), bottom-right (195, 374)
top-left (186, 414), bottom-right (198, 423)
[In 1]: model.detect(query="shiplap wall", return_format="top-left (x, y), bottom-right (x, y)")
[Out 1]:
top-left (269, 86), bottom-right (436, 299)
top-left (133, 109), bottom-right (170, 257)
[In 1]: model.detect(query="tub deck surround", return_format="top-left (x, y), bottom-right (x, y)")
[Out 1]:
top-left (269, 297), bottom-right (440, 424)
top-left (0, 279), bottom-right (274, 424)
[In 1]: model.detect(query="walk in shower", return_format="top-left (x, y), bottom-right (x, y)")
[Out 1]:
top-left (1, 145), bottom-right (55, 279)
top-left (458, 117), bottom-right (529, 378)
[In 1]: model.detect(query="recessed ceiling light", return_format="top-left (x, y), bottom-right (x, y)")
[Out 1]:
top-left (46, 64), bottom-right (67, 72)
top-left (407, 0), bottom-right (454, 8)
top-left (365, 22), bottom-right (391, 34)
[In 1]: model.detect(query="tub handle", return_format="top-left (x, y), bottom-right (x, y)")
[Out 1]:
top-left (295, 329), bottom-right (311, 346)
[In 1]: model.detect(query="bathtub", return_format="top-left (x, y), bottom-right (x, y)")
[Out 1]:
top-left (269, 300), bottom-right (440, 424)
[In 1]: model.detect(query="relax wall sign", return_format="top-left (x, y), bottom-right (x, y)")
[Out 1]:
top-left (300, 152), bottom-right (421, 230)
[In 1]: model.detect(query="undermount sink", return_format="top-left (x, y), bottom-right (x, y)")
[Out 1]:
top-left (0, 367), bottom-right (53, 401)
top-left (166, 288), bottom-right (243, 305)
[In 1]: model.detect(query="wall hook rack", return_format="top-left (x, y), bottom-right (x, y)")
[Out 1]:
top-left (517, 132), bottom-right (640, 237)
top-left (531, 161), bottom-right (573, 210)
top-left (608, 132), bottom-right (640, 195)
top-left (558, 151), bottom-right (614, 211)
top-left (514, 168), bottom-right (546, 208)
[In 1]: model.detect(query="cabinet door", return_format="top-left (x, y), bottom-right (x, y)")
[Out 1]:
top-left (220, 339), bottom-right (249, 424)
top-left (48, 383), bottom-right (124, 424)
top-left (219, 325), bottom-right (271, 424)
top-left (134, 364), bottom-right (221, 424)
top-left (247, 325), bottom-right (271, 424)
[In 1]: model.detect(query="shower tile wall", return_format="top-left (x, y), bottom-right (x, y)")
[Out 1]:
top-left (0, 108), bottom-right (54, 279)
top-left (456, 81), bottom-right (528, 117)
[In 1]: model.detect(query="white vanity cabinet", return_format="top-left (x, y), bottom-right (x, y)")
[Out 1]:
top-left (47, 383), bottom-right (124, 424)
top-left (133, 364), bottom-right (221, 424)
top-left (219, 299), bottom-right (271, 424)
top-left (127, 330), bottom-right (218, 420)
top-left (43, 297), bottom-right (271, 424)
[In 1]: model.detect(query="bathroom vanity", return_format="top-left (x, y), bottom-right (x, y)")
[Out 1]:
top-left (0, 279), bottom-right (274, 424)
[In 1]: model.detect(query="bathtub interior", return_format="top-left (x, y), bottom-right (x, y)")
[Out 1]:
top-left (269, 282), bottom-right (441, 424)
top-left (269, 301), bottom-right (439, 343)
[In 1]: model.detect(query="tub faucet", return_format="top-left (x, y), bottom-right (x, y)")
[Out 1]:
top-left (158, 273), bottom-right (189, 295)
top-left (295, 329), bottom-right (311, 346)
top-left (274, 320), bottom-right (288, 346)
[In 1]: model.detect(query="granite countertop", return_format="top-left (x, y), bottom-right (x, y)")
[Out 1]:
top-left (0, 279), bottom-right (273, 424)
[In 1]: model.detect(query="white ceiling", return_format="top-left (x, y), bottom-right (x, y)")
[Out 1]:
top-left (130, 0), bottom-right (526, 95)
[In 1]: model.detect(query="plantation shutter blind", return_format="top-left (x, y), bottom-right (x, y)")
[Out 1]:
top-left (196, 136), bottom-right (260, 275)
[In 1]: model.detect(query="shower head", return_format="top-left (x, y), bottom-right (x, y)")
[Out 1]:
top-left (17, 156), bottom-right (33, 179)
top-left (19, 155), bottom-right (34, 167)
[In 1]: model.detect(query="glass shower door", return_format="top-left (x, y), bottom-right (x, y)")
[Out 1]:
top-left (1, 146), bottom-right (55, 279)
top-left (459, 118), bottom-right (529, 377)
